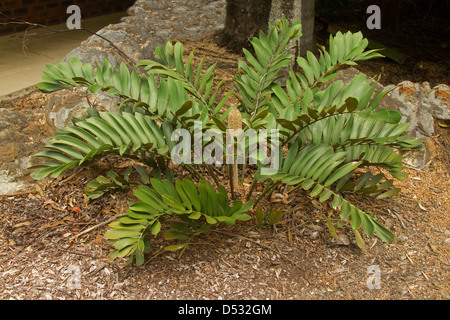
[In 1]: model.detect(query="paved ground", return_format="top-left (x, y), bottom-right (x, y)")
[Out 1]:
top-left (0, 12), bottom-right (126, 96)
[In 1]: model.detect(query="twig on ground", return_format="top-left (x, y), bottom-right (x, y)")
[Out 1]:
top-left (59, 249), bottom-right (100, 259)
top-left (57, 167), bottom-right (84, 185)
top-left (68, 213), bottom-right (125, 240)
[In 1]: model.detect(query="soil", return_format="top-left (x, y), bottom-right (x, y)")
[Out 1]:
top-left (0, 19), bottom-right (449, 300)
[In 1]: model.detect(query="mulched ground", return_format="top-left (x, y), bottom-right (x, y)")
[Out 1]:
top-left (0, 28), bottom-right (449, 300)
top-left (1, 136), bottom-right (449, 299)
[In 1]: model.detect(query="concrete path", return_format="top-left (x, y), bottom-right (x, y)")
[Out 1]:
top-left (0, 12), bottom-right (127, 97)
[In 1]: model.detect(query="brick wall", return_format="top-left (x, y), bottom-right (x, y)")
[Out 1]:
top-left (0, 0), bottom-right (136, 35)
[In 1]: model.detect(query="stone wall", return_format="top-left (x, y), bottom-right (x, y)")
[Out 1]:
top-left (330, 67), bottom-right (449, 169)
top-left (63, 0), bottom-right (226, 67)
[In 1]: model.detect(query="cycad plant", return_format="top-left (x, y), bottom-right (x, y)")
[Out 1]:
top-left (31, 17), bottom-right (422, 265)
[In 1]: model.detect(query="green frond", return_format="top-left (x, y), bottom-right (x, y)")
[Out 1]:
top-left (295, 31), bottom-right (383, 90)
top-left (138, 41), bottom-right (230, 121)
top-left (105, 178), bottom-right (254, 260)
top-left (132, 178), bottom-right (254, 224)
top-left (257, 142), bottom-right (394, 244)
top-left (37, 57), bottom-right (201, 122)
top-left (104, 212), bottom-right (156, 266)
top-left (234, 16), bottom-right (302, 115)
top-left (29, 111), bottom-right (170, 180)
top-left (84, 170), bottom-right (131, 201)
